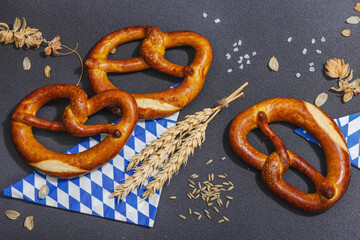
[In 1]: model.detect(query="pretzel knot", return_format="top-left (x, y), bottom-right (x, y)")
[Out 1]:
top-left (229, 98), bottom-right (351, 212)
top-left (11, 84), bottom-right (138, 178)
top-left (85, 25), bottom-right (213, 119)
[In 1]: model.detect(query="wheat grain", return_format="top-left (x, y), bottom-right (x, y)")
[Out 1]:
top-left (169, 196), bottom-right (177, 200)
top-left (179, 215), bottom-right (187, 220)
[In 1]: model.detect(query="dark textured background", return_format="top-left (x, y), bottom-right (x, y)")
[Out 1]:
top-left (1, 0), bottom-right (360, 239)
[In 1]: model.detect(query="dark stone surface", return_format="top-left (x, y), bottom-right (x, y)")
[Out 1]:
top-left (1, 0), bottom-right (360, 239)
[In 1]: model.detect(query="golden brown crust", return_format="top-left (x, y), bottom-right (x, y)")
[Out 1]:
top-left (11, 84), bottom-right (138, 178)
top-left (228, 97), bottom-right (351, 212)
top-left (85, 26), bottom-right (213, 119)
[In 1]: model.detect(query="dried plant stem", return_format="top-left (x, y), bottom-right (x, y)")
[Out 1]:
top-left (60, 44), bottom-right (84, 86)
top-left (112, 82), bottom-right (248, 201)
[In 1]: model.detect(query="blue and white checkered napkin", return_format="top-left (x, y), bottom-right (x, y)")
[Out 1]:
top-left (295, 112), bottom-right (360, 168)
top-left (3, 113), bottom-right (179, 227)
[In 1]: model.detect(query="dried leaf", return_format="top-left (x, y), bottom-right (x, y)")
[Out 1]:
top-left (343, 92), bottom-right (354, 102)
top-left (23, 57), bottom-right (31, 70)
top-left (24, 216), bottom-right (34, 231)
top-left (354, 3), bottom-right (360, 12)
top-left (268, 56), bottom-right (279, 71)
top-left (13, 17), bottom-right (21, 32)
top-left (43, 66), bottom-right (51, 79)
top-left (315, 93), bottom-right (328, 107)
top-left (346, 16), bottom-right (360, 24)
top-left (4, 210), bottom-right (20, 220)
top-left (341, 29), bottom-right (351, 37)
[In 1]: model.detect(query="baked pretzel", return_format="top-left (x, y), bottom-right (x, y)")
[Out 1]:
top-left (229, 97), bottom-right (350, 212)
top-left (11, 84), bottom-right (138, 178)
top-left (85, 25), bottom-right (213, 119)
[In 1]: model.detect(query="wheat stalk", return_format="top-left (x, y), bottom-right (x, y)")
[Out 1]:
top-left (112, 82), bottom-right (248, 201)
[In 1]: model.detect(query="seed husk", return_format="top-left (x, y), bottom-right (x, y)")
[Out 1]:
top-left (44, 65), bottom-right (51, 79)
top-left (268, 56), bottom-right (279, 71)
top-left (38, 184), bottom-right (49, 199)
top-left (169, 196), bottom-right (177, 200)
top-left (23, 57), bottom-right (31, 70)
top-left (341, 29), bottom-right (351, 37)
top-left (315, 93), bottom-right (328, 107)
top-left (179, 215), bottom-right (187, 220)
top-left (346, 16), bottom-right (360, 24)
top-left (24, 216), bottom-right (34, 231)
top-left (4, 210), bottom-right (20, 220)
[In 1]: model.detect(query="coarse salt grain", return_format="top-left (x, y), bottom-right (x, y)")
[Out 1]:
top-left (239, 56), bottom-right (243, 60)
top-left (316, 49), bottom-right (322, 54)
top-left (233, 42), bottom-right (237, 47)
top-left (295, 73), bottom-right (301, 78)
top-left (238, 40), bottom-right (242, 46)
top-left (311, 39), bottom-right (315, 44)
top-left (244, 54), bottom-right (250, 59)
top-left (226, 53), bottom-right (231, 59)
top-left (214, 18), bottom-right (220, 23)
top-left (309, 67), bottom-right (315, 72)
top-left (246, 60), bottom-right (251, 64)
top-left (287, 37), bottom-right (292, 42)
top-left (309, 62), bottom-right (314, 66)
top-left (233, 47), bottom-right (239, 52)
top-left (239, 64), bottom-right (244, 69)
top-left (227, 69), bottom-right (232, 73)
top-left (237, 59), bottom-right (243, 64)
top-left (302, 48), bottom-right (307, 55)
top-left (252, 51), bottom-right (257, 56)
top-left (321, 37), bottom-right (326, 42)
top-left (202, 13), bottom-right (208, 18)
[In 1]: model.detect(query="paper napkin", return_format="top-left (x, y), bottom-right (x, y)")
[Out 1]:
top-left (3, 113), bottom-right (179, 227)
top-left (295, 112), bottom-right (360, 168)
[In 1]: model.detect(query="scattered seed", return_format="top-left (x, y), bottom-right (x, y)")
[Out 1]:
top-left (201, 196), bottom-right (206, 202)
top-left (228, 181), bottom-right (234, 186)
top-left (202, 13), bottom-right (208, 18)
top-left (218, 175), bottom-right (226, 179)
top-left (194, 194), bottom-right (200, 199)
top-left (341, 29), bottom-right (351, 37)
top-left (295, 73), bottom-right (301, 78)
top-left (311, 38), bottom-right (315, 44)
top-left (207, 202), bottom-right (213, 206)
top-left (223, 216), bottom-right (230, 222)
top-left (206, 213), bottom-right (211, 219)
top-left (43, 65), bottom-right (51, 79)
top-left (38, 184), bottom-right (49, 199)
top-left (214, 206), bottom-right (219, 213)
top-left (214, 18), bottom-right (221, 23)
top-left (197, 214), bottom-right (202, 220)
top-left (169, 196), bottom-right (177, 200)
top-left (223, 182), bottom-right (230, 185)
top-left (309, 67), bottom-right (315, 72)
top-left (321, 37), bottom-right (326, 42)
top-left (4, 210), bottom-right (20, 220)
top-left (23, 57), bottom-right (31, 70)
top-left (233, 47), bottom-right (239, 52)
top-left (225, 196), bottom-right (233, 200)
top-left (302, 48), bottom-right (307, 55)
top-left (227, 68), bottom-right (232, 73)
top-left (315, 93), bottom-right (328, 107)
top-left (204, 210), bottom-right (210, 215)
top-left (226, 201), bottom-right (230, 209)
top-left (190, 174), bottom-right (199, 179)
top-left (227, 186), bottom-right (234, 191)
top-left (189, 208), bottom-right (192, 214)
top-left (194, 211), bottom-right (200, 216)
top-left (206, 159), bottom-right (213, 165)
top-left (179, 215), bottom-right (187, 220)
top-left (346, 16), bottom-right (360, 24)
top-left (188, 179), bottom-right (195, 185)
top-left (187, 193), bottom-right (192, 199)
top-left (110, 47), bottom-right (117, 54)
top-left (315, 49), bottom-right (322, 54)
top-left (268, 56), bottom-right (279, 71)
top-left (218, 219), bottom-right (225, 223)
top-left (24, 216), bottom-right (34, 231)
top-left (189, 184), bottom-right (195, 188)
top-left (221, 157), bottom-right (226, 160)
top-left (211, 173), bottom-right (214, 181)
top-left (287, 37), bottom-right (292, 42)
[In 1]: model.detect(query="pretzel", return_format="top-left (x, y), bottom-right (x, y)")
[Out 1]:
top-left (11, 84), bottom-right (138, 178)
top-left (228, 97), bottom-right (350, 212)
top-left (85, 25), bottom-right (213, 119)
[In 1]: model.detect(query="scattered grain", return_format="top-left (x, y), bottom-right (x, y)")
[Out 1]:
top-left (221, 157), bottom-right (226, 160)
top-left (206, 159), bottom-right (213, 165)
top-left (223, 216), bottom-right (230, 222)
top-left (218, 219), bottom-right (225, 223)
top-left (189, 208), bottom-right (192, 214)
top-left (4, 210), bottom-right (20, 220)
top-left (24, 216), bottom-right (34, 231)
top-left (179, 215), bottom-right (187, 220)
top-left (214, 18), bottom-right (221, 23)
top-left (214, 206), bottom-right (219, 213)
top-left (169, 196), bottom-right (177, 200)
top-left (197, 214), bottom-right (202, 220)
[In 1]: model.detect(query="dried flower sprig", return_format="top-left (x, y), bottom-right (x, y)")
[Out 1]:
top-left (0, 17), bottom-right (83, 85)
top-left (112, 82), bottom-right (248, 201)
top-left (325, 58), bottom-right (360, 103)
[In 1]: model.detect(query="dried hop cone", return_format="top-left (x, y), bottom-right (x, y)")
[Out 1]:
top-left (325, 58), bottom-right (350, 79)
